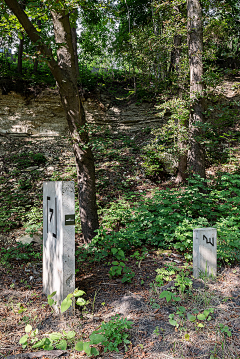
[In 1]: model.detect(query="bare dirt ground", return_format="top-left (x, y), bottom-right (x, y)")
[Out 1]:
top-left (0, 234), bottom-right (239, 359)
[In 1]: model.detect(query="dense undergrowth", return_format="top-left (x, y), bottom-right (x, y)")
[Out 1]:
top-left (78, 173), bottom-right (240, 265)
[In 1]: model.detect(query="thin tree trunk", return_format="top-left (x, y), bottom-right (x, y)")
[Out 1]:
top-left (17, 35), bottom-right (24, 73)
top-left (33, 19), bottom-right (41, 73)
top-left (33, 58), bottom-right (38, 73)
top-left (169, 35), bottom-right (181, 74)
top-left (187, 0), bottom-right (205, 178)
top-left (17, 0), bottom-right (26, 74)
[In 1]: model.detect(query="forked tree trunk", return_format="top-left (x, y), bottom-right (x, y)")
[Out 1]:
top-left (187, 0), bottom-right (205, 178)
top-left (4, 0), bottom-right (99, 242)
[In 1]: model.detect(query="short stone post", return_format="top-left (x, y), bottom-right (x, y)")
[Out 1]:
top-left (193, 228), bottom-right (217, 278)
top-left (43, 181), bottom-right (75, 312)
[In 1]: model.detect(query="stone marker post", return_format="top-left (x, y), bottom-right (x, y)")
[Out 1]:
top-left (43, 181), bottom-right (75, 312)
top-left (193, 228), bottom-right (217, 278)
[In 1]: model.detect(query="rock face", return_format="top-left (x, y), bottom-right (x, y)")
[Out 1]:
top-left (0, 89), bottom-right (162, 136)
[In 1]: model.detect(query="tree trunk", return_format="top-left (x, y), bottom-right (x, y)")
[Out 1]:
top-left (33, 19), bottom-right (41, 73)
top-left (169, 35), bottom-right (181, 74)
top-left (17, 0), bottom-right (26, 74)
top-left (4, 0), bottom-right (99, 242)
top-left (71, 24), bottom-right (79, 79)
top-left (171, 34), bottom-right (188, 184)
top-left (187, 0), bottom-right (205, 178)
top-left (51, 10), bottom-right (99, 242)
top-left (17, 35), bottom-right (24, 73)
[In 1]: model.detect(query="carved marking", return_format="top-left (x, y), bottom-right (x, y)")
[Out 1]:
top-left (47, 196), bottom-right (50, 233)
top-left (203, 235), bottom-right (214, 246)
top-left (49, 208), bottom-right (53, 222)
top-left (53, 197), bottom-right (57, 238)
top-left (47, 196), bottom-right (57, 238)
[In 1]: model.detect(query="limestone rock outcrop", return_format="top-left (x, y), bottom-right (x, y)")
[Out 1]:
top-left (0, 89), bottom-right (162, 136)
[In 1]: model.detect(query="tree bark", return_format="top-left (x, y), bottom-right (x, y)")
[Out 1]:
top-left (187, 0), bottom-right (205, 178)
top-left (33, 19), bottom-right (41, 73)
top-left (17, 0), bottom-right (26, 74)
top-left (169, 34), bottom-right (181, 74)
top-left (17, 34), bottom-right (24, 73)
top-left (4, 0), bottom-right (99, 242)
top-left (51, 10), bottom-right (99, 242)
top-left (71, 14), bottom-right (79, 79)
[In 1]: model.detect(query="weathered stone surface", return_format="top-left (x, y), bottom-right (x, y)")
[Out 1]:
top-left (32, 234), bottom-right (42, 244)
top-left (16, 234), bottom-right (33, 245)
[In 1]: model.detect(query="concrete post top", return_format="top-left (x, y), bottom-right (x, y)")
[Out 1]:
top-left (193, 228), bottom-right (217, 231)
top-left (43, 181), bottom-right (74, 185)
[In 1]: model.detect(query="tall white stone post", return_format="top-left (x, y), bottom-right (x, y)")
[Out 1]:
top-left (193, 228), bottom-right (217, 278)
top-left (43, 181), bottom-right (75, 312)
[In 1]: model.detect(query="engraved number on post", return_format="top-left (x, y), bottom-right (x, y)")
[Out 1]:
top-left (203, 235), bottom-right (214, 246)
top-left (47, 196), bottom-right (57, 238)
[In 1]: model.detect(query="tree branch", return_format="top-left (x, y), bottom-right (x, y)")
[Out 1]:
top-left (4, 0), bottom-right (64, 84)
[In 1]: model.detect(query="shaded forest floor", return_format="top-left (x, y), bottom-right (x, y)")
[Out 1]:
top-left (1, 74), bottom-right (240, 359)
top-left (0, 237), bottom-right (240, 359)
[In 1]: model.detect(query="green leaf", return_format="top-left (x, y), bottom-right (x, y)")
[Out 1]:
top-left (197, 323), bottom-right (204, 328)
top-left (73, 289), bottom-right (85, 297)
top-left (112, 261), bottom-right (119, 265)
top-left (18, 308), bottom-right (27, 314)
top-left (48, 291), bottom-right (57, 298)
top-left (111, 248), bottom-right (118, 255)
top-left (184, 333), bottom-right (190, 340)
top-left (83, 342), bottom-right (91, 355)
top-left (174, 296), bottom-right (181, 302)
top-left (203, 309), bottom-right (210, 317)
top-left (48, 298), bottom-right (54, 306)
top-left (187, 314), bottom-right (196, 322)
top-left (49, 332), bottom-right (62, 341)
top-left (66, 331), bottom-right (76, 339)
top-left (159, 290), bottom-right (171, 302)
top-left (89, 333), bottom-right (105, 345)
top-left (44, 343), bottom-right (54, 350)
top-left (76, 297), bottom-right (87, 306)
top-left (56, 339), bottom-right (67, 350)
top-left (197, 314), bottom-right (206, 321)
top-left (19, 334), bottom-right (28, 344)
top-left (169, 319), bottom-right (178, 326)
top-left (25, 324), bottom-right (32, 333)
top-left (90, 347), bottom-right (99, 356)
top-left (179, 306), bottom-right (186, 313)
top-left (61, 296), bottom-right (72, 313)
top-left (75, 341), bottom-right (83, 351)
top-left (32, 338), bottom-right (48, 349)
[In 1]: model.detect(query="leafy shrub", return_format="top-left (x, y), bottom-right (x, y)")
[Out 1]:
top-left (82, 173), bottom-right (240, 264)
